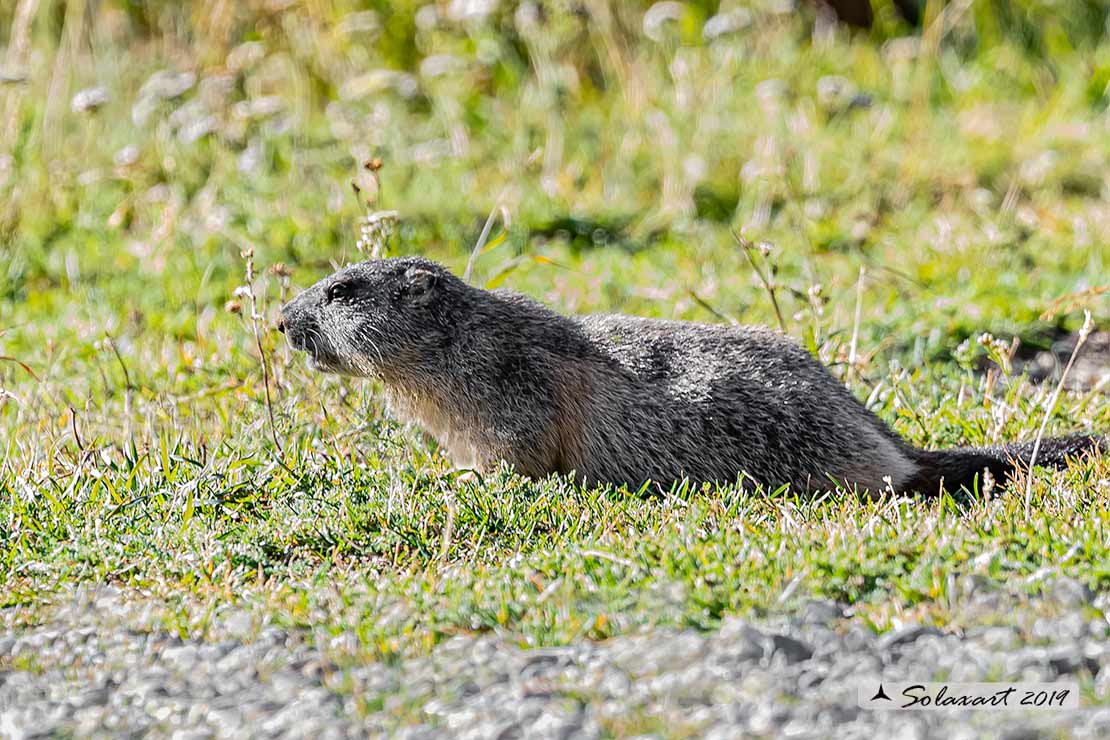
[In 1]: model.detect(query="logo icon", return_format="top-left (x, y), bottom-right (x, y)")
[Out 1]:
top-left (870, 684), bottom-right (892, 701)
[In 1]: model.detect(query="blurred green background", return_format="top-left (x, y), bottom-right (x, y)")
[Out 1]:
top-left (3, 0), bottom-right (1108, 339)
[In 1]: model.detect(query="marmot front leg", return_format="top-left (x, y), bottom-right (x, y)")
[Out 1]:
top-left (472, 424), bottom-right (566, 481)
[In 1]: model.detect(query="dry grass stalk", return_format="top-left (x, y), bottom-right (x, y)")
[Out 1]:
top-left (1, 0), bottom-right (42, 153)
top-left (236, 247), bottom-right (292, 474)
top-left (846, 265), bottom-right (866, 388)
top-left (1023, 310), bottom-right (1094, 517)
top-left (463, 196), bottom-right (506, 284)
top-left (734, 231), bottom-right (787, 332)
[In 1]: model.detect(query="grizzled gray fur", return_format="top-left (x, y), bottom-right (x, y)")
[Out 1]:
top-left (279, 257), bottom-right (1104, 494)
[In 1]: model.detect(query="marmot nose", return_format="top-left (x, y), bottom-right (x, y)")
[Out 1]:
top-left (276, 317), bottom-right (286, 334)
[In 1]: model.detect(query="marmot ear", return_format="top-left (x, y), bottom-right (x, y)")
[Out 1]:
top-left (404, 267), bottom-right (439, 303)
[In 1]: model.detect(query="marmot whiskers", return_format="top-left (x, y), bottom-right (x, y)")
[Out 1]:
top-left (279, 257), bottom-right (1104, 494)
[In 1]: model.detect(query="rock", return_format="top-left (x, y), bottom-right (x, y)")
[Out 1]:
top-left (840, 624), bottom-right (876, 653)
top-left (1046, 646), bottom-right (1098, 677)
top-left (714, 621), bottom-right (769, 665)
top-left (1032, 614), bottom-right (1086, 643)
top-left (1050, 577), bottom-right (1094, 608)
top-left (998, 728), bottom-right (1041, 740)
top-left (976, 626), bottom-right (1021, 651)
top-left (66, 686), bottom-right (111, 710)
top-left (1, 583), bottom-right (1107, 738)
top-left (162, 645), bottom-right (199, 671)
top-left (798, 599), bottom-right (843, 626)
top-left (768, 634), bottom-right (814, 664)
top-left (610, 631), bottom-right (707, 676)
top-left (876, 625), bottom-right (944, 651)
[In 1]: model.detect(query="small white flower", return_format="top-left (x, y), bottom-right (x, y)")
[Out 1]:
top-left (643, 2), bottom-right (686, 42)
top-left (355, 210), bottom-right (400, 257)
top-left (71, 87), bottom-right (108, 113)
top-left (703, 9), bottom-right (751, 40)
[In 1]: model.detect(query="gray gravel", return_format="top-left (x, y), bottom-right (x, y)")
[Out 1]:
top-left (4, 580), bottom-right (1110, 738)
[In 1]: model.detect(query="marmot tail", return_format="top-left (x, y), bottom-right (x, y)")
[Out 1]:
top-left (903, 434), bottom-right (1106, 495)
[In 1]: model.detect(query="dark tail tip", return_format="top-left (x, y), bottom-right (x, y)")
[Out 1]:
top-left (903, 434), bottom-right (1105, 496)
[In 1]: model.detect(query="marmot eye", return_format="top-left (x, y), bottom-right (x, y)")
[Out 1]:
top-left (327, 281), bottom-right (355, 303)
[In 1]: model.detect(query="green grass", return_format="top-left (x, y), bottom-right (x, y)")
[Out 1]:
top-left (2, 0), bottom-right (1109, 661)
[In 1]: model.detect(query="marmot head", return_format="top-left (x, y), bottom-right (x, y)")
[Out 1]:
top-left (279, 257), bottom-right (467, 379)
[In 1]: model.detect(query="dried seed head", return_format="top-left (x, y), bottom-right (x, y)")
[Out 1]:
top-left (71, 87), bottom-right (109, 114)
top-left (352, 171), bottom-right (380, 208)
